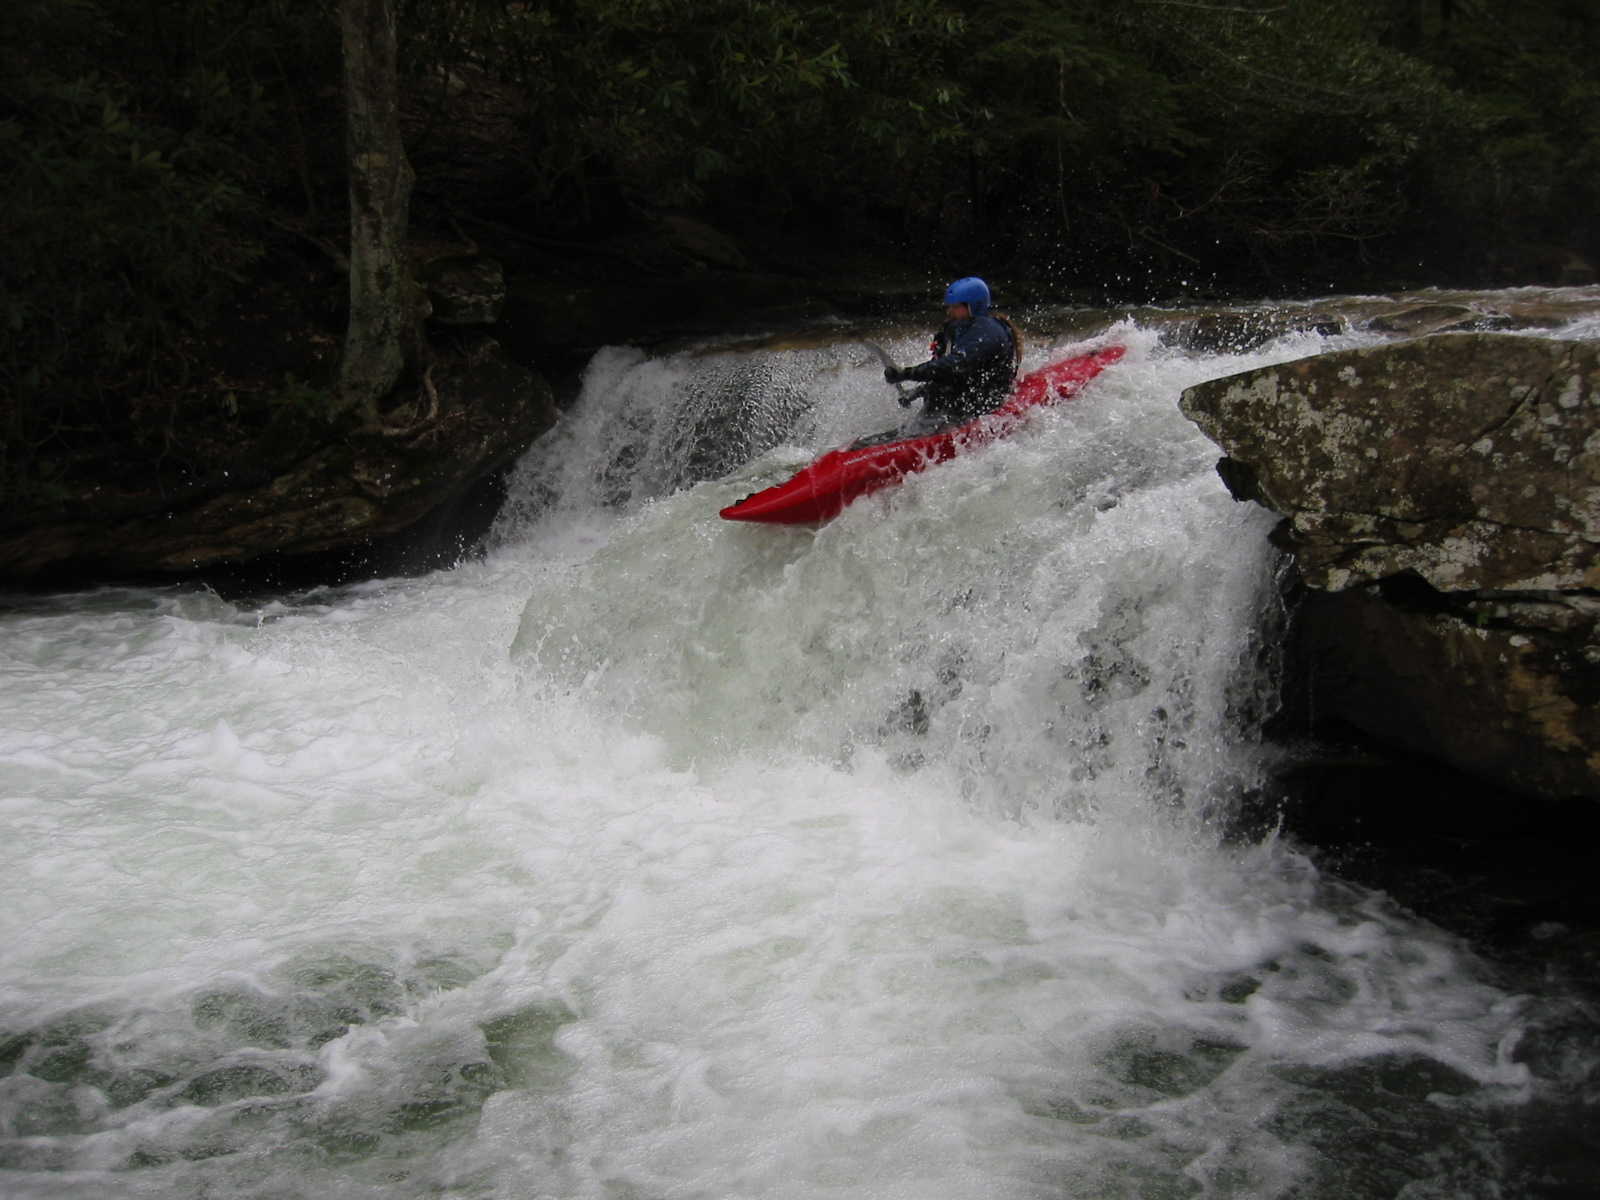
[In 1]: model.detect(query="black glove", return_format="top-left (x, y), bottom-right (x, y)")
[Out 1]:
top-left (897, 390), bottom-right (913, 408)
top-left (884, 365), bottom-right (908, 384)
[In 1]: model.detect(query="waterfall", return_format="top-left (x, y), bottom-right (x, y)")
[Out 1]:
top-left (0, 307), bottom-right (1583, 1199)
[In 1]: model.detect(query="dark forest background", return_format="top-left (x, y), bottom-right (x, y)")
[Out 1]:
top-left (3, 0), bottom-right (1597, 505)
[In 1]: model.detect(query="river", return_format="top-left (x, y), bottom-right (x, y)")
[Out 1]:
top-left (1, 299), bottom-right (1595, 1197)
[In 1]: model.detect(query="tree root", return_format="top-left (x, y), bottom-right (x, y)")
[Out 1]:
top-left (373, 362), bottom-right (440, 437)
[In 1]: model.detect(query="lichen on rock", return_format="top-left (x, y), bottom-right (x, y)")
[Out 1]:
top-left (1180, 333), bottom-right (1600, 799)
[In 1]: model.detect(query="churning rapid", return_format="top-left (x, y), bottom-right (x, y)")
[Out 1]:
top-left (0, 313), bottom-right (1573, 1198)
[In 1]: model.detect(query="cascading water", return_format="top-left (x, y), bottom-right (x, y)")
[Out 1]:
top-left (1, 308), bottom-right (1591, 1198)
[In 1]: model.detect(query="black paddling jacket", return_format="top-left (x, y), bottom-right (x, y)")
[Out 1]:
top-left (902, 314), bottom-right (1017, 423)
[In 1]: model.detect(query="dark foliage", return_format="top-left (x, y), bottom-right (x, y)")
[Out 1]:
top-left (2, 0), bottom-right (1595, 503)
top-left (0, 0), bottom-right (341, 506)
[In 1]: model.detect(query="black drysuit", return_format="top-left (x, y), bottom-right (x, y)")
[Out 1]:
top-left (900, 313), bottom-right (1017, 424)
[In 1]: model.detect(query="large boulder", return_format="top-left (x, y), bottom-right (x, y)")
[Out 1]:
top-left (1180, 334), bottom-right (1600, 799)
top-left (1181, 335), bottom-right (1600, 593)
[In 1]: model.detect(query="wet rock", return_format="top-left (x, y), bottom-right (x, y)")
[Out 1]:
top-left (1180, 335), bottom-right (1600, 594)
top-left (0, 338), bottom-right (555, 587)
top-left (1160, 309), bottom-right (1344, 353)
top-left (1364, 303), bottom-right (1513, 337)
top-left (1180, 334), bottom-right (1600, 799)
top-left (1291, 583), bottom-right (1600, 800)
top-left (1261, 289), bottom-right (1600, 340)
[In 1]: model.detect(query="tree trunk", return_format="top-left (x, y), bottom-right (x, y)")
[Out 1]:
top-left (337, 0), bottom-right (417, 422)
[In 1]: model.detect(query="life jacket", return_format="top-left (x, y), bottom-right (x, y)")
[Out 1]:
top-left (919, 313), bottom-right (1020, 422)
top-left (931, 313), bottom-right (1022, 379)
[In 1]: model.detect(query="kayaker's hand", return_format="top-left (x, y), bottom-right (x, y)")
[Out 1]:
top-left (897, 391), bottom-right (913, 408)
top-left (884, 365), bottom-right (908, 384)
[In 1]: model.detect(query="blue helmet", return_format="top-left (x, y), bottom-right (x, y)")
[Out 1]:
top-left (943, 276), bottom-right (991, 316)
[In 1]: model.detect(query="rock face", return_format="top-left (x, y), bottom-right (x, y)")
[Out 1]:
top-left (0, 340), bottom-right (555, 587)
top-left (1180, 334), bottom-right (1600, 799)
top-left (1289, 584), bottom-right (1599, 801)
top-left (1182, 336), bottom-right (1600, 593)
top-left (420, 255), bottom-right (507, 326)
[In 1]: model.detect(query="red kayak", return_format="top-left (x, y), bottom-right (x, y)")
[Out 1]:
top-left (719, 344), bottom-right (1125, 524)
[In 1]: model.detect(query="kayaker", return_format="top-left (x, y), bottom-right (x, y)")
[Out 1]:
top-left (883, 277), bottom-right (1022, 426)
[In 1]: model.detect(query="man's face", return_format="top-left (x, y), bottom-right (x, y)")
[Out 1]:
top-left (945, 302), bottom-right (971, 320)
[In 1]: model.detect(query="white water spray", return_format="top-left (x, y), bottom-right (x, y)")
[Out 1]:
top-left (0, 315), bottom-right (1551, 1198)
